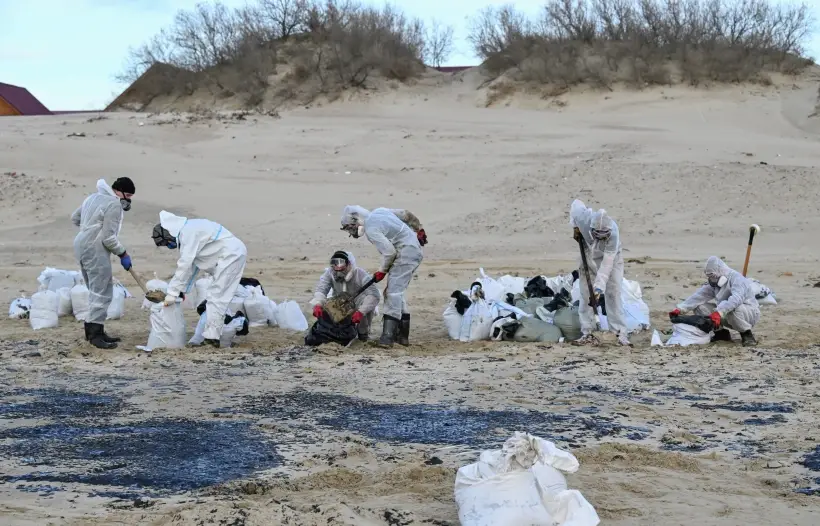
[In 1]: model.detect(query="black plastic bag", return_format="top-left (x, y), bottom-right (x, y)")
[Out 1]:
top-left (669, 314), bottom-right (715, 334)
top-left (524, 276), bottom-right (555, 298)
top-left (305, 311), bottom-right (358, 346)
top-left (451, 290), bottom-right (472, 315)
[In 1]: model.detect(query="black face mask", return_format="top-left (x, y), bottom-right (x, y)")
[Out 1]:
top-left (120, 198), bottom-right (132, 212)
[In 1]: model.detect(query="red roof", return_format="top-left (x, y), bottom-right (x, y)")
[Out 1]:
top-left (0, 82), bottom-right (52, 115)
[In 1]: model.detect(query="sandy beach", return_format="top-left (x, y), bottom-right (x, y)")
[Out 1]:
top-left (1, 69), bottom-right (820, 525)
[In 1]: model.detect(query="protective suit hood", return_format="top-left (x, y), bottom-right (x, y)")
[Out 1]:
top-left (568, 199), bottom-right (591, 228)
top-left (704, 256), bottom-right (731, 278)
top-left (341, 205), bottom-right (371, 226)
top-left (97, 179), bottom-right (117, 198)
top-left (159, 210), bottom-right (188, 237)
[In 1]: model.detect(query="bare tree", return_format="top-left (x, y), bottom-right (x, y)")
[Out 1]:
top-left (424, 19), bottom-right (455, 67)
top-left (257, 0), bottom-right (309, 39)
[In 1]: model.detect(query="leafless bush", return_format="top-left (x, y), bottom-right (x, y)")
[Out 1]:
top-left (116, 0), bottom-right (434, 109)
top-left (468, 0), bottom-right (816, 90)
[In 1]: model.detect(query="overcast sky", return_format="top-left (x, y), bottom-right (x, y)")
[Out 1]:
top-left (2, 0), bottom-right (819, 110)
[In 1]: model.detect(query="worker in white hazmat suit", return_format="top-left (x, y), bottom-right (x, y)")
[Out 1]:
top-left (670, 256), bottom-right (760, 346)
top-left (310, 250), bottom-right (381, 341)
top-left (569, 199), bottom-right (631, 346)
top-left (71, 177), bottom-right (135, 349)
top-left (153, 211), bottom-right (247, 348)
top-left (340, 205), bottom-right (426, 347)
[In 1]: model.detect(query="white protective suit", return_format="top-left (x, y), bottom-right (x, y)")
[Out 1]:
top-left (340, 206), bottom-right (423, 320)
top-left (569, 199), bottom-right (628, 339)
top-left (310, 251), bottom-right (380, 337)
top-left (160, 211), bottom-right (247, 340)
top-left (678, 256), bottom-right (760, 332)
top-left (71, 179), bottom-right (126, 324)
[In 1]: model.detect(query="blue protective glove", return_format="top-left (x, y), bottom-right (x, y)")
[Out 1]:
top-left (120, 253), bottom-right (132, 271)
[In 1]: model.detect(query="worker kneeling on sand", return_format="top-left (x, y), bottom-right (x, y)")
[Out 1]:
top-left (569, 199), bottom-right (631, 346)
top-left (152, 211), bottom-right (247, 348)
top-left (670, 256), bottom-right (760, 347)
top-left (310, 251), bottom-right (380, 342)
top-left (71, 177), bottom-right (136, 349)
top-left (340, 205), bottom-right (426, 347)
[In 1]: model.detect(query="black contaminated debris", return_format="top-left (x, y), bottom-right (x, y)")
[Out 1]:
top-left (0, 419), bottom-right (282, 493)
top-left (691, 401), bottom-right (796, 413)
top-left (242, 391), bottom-right (650, 447)
top-left (742, 414), bottom-right (788, 426)
top-left (0, 388), bottom-right (134, 420)
top-left (801, 446), bottom-right (820, 472)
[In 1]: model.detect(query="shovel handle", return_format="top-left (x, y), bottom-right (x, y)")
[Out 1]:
top-left (351, 277), bottom-right (377, 301)
top-left (128, 268), bottom-right (149, 295)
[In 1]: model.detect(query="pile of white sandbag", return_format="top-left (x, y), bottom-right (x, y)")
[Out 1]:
top-left (455, 432), bottom-right (599, 526)
top-left (8, 267), bottom-right (131, 331)
top-left (443, 268), bottom-right (651, 342)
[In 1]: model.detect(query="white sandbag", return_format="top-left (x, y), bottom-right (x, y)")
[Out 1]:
top-left (620, 278), bottom-right (650, 331)
top-left (228, 294), bottom-right (246, 316)
top-left (147, 301), bottom-right (186, 350)
top-left (750, 279), bottom-right (777, 305)
top-left (571, 279), bottom-right (581, 305)
top-left (475, 268), bottom-right (505, 302)
top-left (70, 284), bottom-right (90, 321)
top-left (142, 277), bottom-right (168, 309)
top-left (243, 286), bottom-right (272, 327)
top-left (497, 275), bottom-right (526, 296)
top-left (665, 323), bottom-right (712, 347)
top-left (57, 287), bottom-right (73, 317)
top-left (277, 300), bottom-right (308, 331)
top-left (459, 298), bottom-right (495, 342)
top-left (37, 267), bottom-right (81, 292)
top-left (29, 290), bottom-right (59, 330)
top-left (267, 298), bottom-right (279, 327)
top-left (454, 432), bottom-right (599, 526)
top-left (443, 300), bottom-right (463, 340)
top-left (220, 315), bottom-right (246, 348)
top-left (651, 330), bottom-right (663, 346)
top-left (9, 296), bottom-right (32, 319)
top-left (106, 284), bottom-right (126, 320)
top-left (234, 284), bottom-right (252, 298)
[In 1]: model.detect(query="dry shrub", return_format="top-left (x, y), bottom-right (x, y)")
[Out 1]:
top-left (116, 0), bottom-right (453, 109)
top-left (468, 0), bottom-right (816, 90)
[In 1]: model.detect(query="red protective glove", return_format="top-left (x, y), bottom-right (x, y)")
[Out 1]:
top-left (669, 308), bottom-right (681, 317)
top-left (351, 311), bottom-right (363, 324)
top-left (374, 271), bottom-right (386, 283)
top-left (709, 311), bottom-right (722, 329)
top-left (312, 305), bottom-right (323, 318)
top-left (417, 229), bottom-right (428, 246)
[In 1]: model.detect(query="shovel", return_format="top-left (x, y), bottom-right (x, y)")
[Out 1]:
top-left (129, 268), bottom-right (165, 303)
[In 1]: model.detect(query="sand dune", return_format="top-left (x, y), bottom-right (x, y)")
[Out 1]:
top-left (1, 72), bottom-right (819, 525)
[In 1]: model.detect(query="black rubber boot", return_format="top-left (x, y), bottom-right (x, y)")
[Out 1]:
top-left (204, 338), bottom-right (221, 348)
top-left (741, 330), bottom-right (757, 347)
top-left (378, 315), bottom-right (400, 347)
top-left (358, 332), bottom-right (369, 342)
top-left (711, 328), bottom-right (733, 342)
top-left (88, 323), bottom-right (117, 349)
top-left (101, 329), bottom-right (121, 343)
top-left (397, 313), bottom-right (410, 346)
top-left (83, 322), bottom-right (91, 341)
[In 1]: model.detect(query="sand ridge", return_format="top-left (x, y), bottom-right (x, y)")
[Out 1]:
top-left (1, 74), bottom-right (819, 525)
